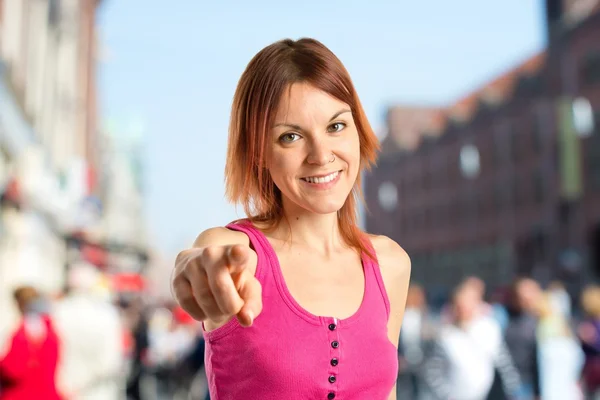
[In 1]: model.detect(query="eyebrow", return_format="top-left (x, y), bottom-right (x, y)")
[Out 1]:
top-left (273, 108), bottom-right (352, 130)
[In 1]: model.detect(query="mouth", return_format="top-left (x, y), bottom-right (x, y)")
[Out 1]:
top-left (300, 170), bottom-right (341, 184)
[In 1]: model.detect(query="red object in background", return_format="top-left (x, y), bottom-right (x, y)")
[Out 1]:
top-left (172, 306), bottom-right (196, 325)
top-left (0, 316), bottom-right (62, 400)
top-left (81, 243), bottom-right (108, 268)
top-left (121, 328), bottom-right (134, 358)
top-left (111, 273), bottom-right (145, 292)
top-left (4, 178), bottom-right (20, 203)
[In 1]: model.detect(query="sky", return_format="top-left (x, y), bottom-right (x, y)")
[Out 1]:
top-left (97, 0), bottom-right (546, 259)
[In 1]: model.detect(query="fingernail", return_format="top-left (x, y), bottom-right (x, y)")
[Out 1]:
top-left (247, 311), bottom-right (254, 325)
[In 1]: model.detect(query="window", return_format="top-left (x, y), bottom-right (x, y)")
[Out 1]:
top-left (378, 182), bottom-right (398, 212)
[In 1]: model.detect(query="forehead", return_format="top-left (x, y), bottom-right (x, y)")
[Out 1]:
top-left (273, 82), bottom-right (350, 124)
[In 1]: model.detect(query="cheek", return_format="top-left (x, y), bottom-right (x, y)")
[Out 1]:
top-left (347, 133), bottom-right (362, 164)
top-left (268, 152), bottom-right (298, 185)
top-left (336, 132), bottom-right (361, 165)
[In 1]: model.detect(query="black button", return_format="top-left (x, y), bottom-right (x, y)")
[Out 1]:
top-left (328, 375), bottom-right (336, 383)
top-left (328, 392), bottom-right (336, 399)
top-left (331, 340), bottom-right (339, 348)
top-left (328, 323), bottom-right (336, 331)
top-left (330, 358), bottom-right (338, 366)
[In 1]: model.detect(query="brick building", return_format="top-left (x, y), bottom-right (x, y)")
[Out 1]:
top-left (365, 0), bottom-right (600, 296)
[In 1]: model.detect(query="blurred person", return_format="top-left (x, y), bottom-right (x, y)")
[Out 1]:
top-left (146, 306), bottom-right (198, 398)
top-left (0, 286), bottom-right (61, 400)
top-left (578, 286), bottom-right (600, 397)
top-left (534, 292), bottom-right (583, 400)
top-left (121, 296), bottom-right (150, 400)
top-left (440, 276), bottom-right (492, 324)
top-left (159, 306), bottom-right (206, 400)
top-left (504, 277), bottom-right (542, 400)
top-left (178, 332), bottom-right (210, 400)
top-left (52, 262), bottom-right (124, 400)
top-left (423, 284), bottom-right (520, 400)
top-left (171, 38), bottom-right (411, 400)
top-left (397, 284), bottom-right (437, 400)
top-left (547, 280), bottom-right (572, 320)
top-left (465, 276), bottom-right (486, 300)
top-left (489, 286), bottom-right (510, 333)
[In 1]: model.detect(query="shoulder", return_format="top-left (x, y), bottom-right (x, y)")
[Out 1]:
top-left (192, 225), bottom-right (251, 248)
top-left (368, 234), bottom-right (411, 284)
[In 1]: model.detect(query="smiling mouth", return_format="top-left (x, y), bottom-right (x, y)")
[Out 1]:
top-left (300, 170), bottom-right (341, 184)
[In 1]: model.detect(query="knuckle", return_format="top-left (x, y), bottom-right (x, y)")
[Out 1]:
top-left (172, 282), bottom-right (194, 305)
top-left (171, 276), bottom-right (188, 294)
top-left (201, 246), bottom-right (219, 261)
top-left (174, 250), bottom-right (189, 272)
top-left (175, 248), bottom-right (202, 274)
top-left (175, 249), bottom-right (189, 263)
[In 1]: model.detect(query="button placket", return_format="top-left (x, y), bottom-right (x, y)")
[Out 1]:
top-left (326, 317), bottom-right (340, 399)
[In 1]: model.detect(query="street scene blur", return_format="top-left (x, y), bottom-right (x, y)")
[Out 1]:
top-left (0, 0), bottom-right (599, 399)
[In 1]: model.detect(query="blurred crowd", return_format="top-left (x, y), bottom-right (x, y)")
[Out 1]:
top-left (398, 276), bottom-right (600, 400)
top-left (4, 266), bottom-right (600, 400)
top-left (0, 263), bottom-right (209, 400)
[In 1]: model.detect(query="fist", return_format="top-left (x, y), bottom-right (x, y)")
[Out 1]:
top-left (172, 244), bottom-right (262, 327)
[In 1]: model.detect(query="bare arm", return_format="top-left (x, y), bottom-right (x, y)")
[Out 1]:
top-left (372, 235), bottom-right (411, 400)
top-left (371, 235), bottom-right (411, 349)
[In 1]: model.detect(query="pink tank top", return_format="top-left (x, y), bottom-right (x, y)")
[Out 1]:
top-left (203, 220), bottom-right (398, 400)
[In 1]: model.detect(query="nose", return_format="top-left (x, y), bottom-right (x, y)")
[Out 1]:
top-left (306, 140), bottom-right (332, 166)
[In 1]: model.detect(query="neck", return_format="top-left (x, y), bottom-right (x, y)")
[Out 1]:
top-left (271, 203), bottom-right (345, 257)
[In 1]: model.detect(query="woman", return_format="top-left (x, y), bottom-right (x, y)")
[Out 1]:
top-left (534, 292), bottom-right (583, 400)
top-left (0, 286), bottom-right (62, 400)
top-left (171, 38), bottom-right (411, 400)
top-left (423, 283), bottom-right (520, 400)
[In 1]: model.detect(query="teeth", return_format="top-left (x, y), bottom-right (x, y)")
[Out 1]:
top-left (303, 171), bottom-right (339, 184)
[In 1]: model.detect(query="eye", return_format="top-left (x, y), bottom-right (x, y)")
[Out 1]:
top-left (279, 132), bottom-right (301, 143)
top-left (327, 122), bottom-right (346, 133)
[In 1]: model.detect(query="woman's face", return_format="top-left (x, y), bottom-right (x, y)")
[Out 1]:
top-left (268, 82), bottom-right (360, 216)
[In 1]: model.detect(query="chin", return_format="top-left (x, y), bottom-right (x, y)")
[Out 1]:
top-left (301, 197), bottom-right (347, 215)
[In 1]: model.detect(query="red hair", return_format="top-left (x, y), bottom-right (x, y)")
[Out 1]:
top-left (225, 38), bottom-right (379, 258)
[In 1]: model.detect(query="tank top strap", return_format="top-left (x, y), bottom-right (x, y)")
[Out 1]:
top-left (360, 235), bottom-right (391, 321)
top-left (225, 219), bottom-right (271, 283)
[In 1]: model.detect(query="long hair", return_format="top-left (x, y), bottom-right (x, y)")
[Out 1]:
top-left (225, 38), bottom-right (379, 258)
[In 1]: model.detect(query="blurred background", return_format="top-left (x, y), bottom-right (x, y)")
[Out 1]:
top-left (0, 0), bottom-right (599, 399)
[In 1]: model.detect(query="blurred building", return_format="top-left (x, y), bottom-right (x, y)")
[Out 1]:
top-left (0, 0), bottom-right (150, 342)
top-left (365, 0), bottom-right (600, 296)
